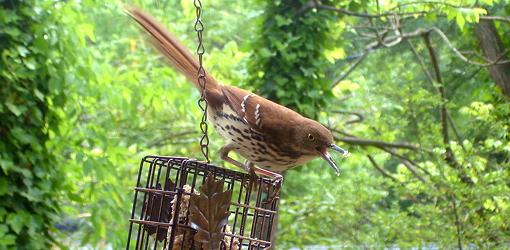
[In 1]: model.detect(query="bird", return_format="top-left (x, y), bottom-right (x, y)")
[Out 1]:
top-left (127, 8), bottom-right (350, 186)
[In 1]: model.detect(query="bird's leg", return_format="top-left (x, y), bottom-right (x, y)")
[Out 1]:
top-left (250, 166), bottom-right (283, 185)
top-left (248, 166), bottom-right (283, 203)
top-left (220, 145), bottom-right (261, 190)
top-left (219, 143), bottom-right (250, 171)
top-left (236, 161), bottom-right (258, 191)
top-left (243, 163), bottom-right (281, 205)
top-left (220, 147), bottom-right (259, 192)
top-left (244, 161), bottom-right (283, 187)
top-left (244, 161), bottom-right (259, 184)
top-left (220, 144), bottom-right (282, 201)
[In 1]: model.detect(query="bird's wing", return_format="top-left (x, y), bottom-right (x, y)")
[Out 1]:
top-left (221, 85), bottom-right (301, 140)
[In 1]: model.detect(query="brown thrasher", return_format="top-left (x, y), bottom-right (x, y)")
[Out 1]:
top-left (128, 8), bottom-right (349, 185)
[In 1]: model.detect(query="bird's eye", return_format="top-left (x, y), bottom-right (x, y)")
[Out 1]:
top-left (308, 134), bottom-right (315, 141)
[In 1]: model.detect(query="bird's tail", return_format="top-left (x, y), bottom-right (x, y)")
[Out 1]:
top-left (127, 7), bottom-right (220, 94)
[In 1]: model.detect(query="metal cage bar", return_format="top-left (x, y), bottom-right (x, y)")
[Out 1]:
top-left (126, 156), bottom-right (280, 250)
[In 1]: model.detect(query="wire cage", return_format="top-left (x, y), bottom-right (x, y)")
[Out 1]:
top-left (126, 156), bottom-right (280, 250)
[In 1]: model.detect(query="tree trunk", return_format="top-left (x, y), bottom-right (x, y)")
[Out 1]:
top-left (474, 19), bottom-right (510, 97)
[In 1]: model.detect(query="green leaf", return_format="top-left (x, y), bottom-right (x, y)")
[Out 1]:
top-left (456, 14), bottom-right (465, 29)
top-left (68, 192), bottom-right (83, 202)
top-left (275, 15), bottom-right (291, 27)
top-left (325, 48), bottom-right (345, 63)
top-left (17, 46), bottom-right (29, 57)
top-left (472, 8), bottom-right (487, 23)
top-left (3, 27), bottom-right (21, 37)
top-left (0, 158), bottom-right (14, 174)
top-left (34, 88), bottom-right (44, 101)
top-left (0, 208), bottom-right (6, 220)
top-left (258, 48), bottom-right (273, 58)
top-left (425, 13), bottom-right (437, 22)
top-left (0, 225), bottom-right (7, 237)
top-left (0, 233), bottom-right (16, 246)
top-left (446, 9), bottom-right (456, 21)
top-left (11, 127), bottom-right (37, 145)
top-left (5, 102), bottom-right (22, 116)
top-left (24, 58), bottom-right (36, 70)
top-left (0, 178), bottom-right (8, 196)
top-left (6, 212), bottom-right (30, 235)
top-left (78, 23), bottom-right (95, 43)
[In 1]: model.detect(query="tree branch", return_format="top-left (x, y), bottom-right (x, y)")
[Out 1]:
top-left (480, 15), bottom-right (510, 25)
top-left (331, 110), bottom-right (365, 125)
top-left (408, 39), bottom-right (466, 153)
top-left (330, 28), bottom-right (430, 88)
top-left (406, 39), bottom-right (437, 93)
top-left (347, 24), bottom-right (510, 68)
top-left (331, 130), bottom-right (425, 151)
top-left (429, 27), bottom-right (510, 66)
top-left (450, 197), bottom-right (464, 250)
top-left (390, 27), bottom-right (510, 66)
top-left (316, 0), bottom-right (510, 26)
top-left (391, 1), bottom-right (466, 10)
top-left (423, 35), bottom-right (474, 185)
top-left (331, 51), bottom-right (369, 88)
top-left (383, 148), bottom-right (428, 184)
top-left (310, 0), bottom-right (510, 67)
top-left (380, 147), bottom-right (433, 178)
top-left (367, 154), bottom-right (399, 182)
top-left (423, 34), bottom-right (461, 169)
top-left (446, 110), bottom-right (466, 152)
top-left (313, 0), bottom-right (426, 18)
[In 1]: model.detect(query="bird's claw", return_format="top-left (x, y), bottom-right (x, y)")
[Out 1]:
top-left (248, 167), bottom-right (258, 186)
top-left (272, 175), bottom-right (283, 187)
top-left (243, 160), bottom-right (254, 173)
top-left (241, 162), bottom-right (259, 189)
top-left (241, 161), bottom-right (282, 204)
top-left (264, 175), bottom-right (283, 204)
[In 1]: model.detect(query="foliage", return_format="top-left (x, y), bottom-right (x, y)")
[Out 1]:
top-left (275, 0), bottom-right (510, 249)
top-left (248, 0), bottom-right (338, 118)
top-left (0, 0), bottom-right (78, 248)
top-left (2, 0), bottom-right (510, 249)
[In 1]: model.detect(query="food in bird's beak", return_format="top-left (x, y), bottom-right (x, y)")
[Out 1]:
top-left (319, 144), bottom-right (350, 175)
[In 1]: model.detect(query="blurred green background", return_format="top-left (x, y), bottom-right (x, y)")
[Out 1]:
top-left (1, 0), bottom-right (509, 249)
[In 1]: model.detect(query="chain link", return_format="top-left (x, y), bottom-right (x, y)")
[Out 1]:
top-left (193, 0), bottom-right (210, 163)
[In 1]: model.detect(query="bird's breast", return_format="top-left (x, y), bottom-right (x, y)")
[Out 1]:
top-left (210, 105), bottom-right (311, 172)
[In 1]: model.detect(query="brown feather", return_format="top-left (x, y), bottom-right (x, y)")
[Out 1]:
top-left (127, 7), bottom-right (223, 107)
top-left (221, 86), bottom-right (302, 141)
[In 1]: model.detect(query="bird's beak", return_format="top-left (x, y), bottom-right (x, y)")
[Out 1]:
top-left (330, 144), bottom-right (350, 157)
top-left (319, 144), bottom-right (350, 176)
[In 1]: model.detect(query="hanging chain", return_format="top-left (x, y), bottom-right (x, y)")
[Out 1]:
top-left (194, 0), bottom-right (210, 163)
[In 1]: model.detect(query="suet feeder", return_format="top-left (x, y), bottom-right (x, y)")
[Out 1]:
top-left (126, 156), bottom-right (280, 249)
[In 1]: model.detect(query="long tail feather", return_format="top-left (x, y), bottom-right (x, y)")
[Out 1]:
top-left (127, 7), bottom-right (220, 92)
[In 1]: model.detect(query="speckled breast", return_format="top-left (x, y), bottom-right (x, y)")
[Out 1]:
top-left (209, 105), bottom-right (303, 172)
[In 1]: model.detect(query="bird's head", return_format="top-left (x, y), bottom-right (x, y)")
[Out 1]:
top-left (297, 118), bottom-right (350, 175)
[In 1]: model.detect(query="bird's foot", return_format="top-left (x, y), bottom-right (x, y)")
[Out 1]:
top-left (248, 167), bottom-right (259, 184)
top-left (241, 161), bottom-right (259, 189)
top-left (240, 161), bottom-right (283, 203)
top-left (271, 174), bottom-right (283, 187)
top-left (263, 175), bottom-right (283, 204)
top-left (243, 160), bottom-right (254, 172)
